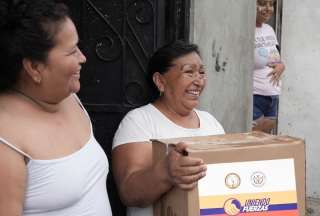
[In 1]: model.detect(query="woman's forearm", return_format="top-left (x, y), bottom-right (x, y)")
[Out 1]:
top-left (118, 157), bottom-right (173, 207)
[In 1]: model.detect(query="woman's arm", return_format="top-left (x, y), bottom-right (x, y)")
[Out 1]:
top-left (112, 142), bottom-right (206, 207)
top-left (0, 143), bottom-right (27, 216)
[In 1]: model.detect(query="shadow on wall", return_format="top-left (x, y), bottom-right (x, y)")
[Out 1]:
top-left (306, 197), bottom-right (320, 216)
top-left (211, 40), bottom-right (228, 73)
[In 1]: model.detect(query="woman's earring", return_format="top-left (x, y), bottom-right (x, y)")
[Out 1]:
top-left (34, 77), bottom-right (41, 84)
top-left (159, 91), bottom-right (163, 97)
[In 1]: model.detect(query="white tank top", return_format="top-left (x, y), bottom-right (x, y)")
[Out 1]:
top-left (0, 97), bottom-right (112, 216)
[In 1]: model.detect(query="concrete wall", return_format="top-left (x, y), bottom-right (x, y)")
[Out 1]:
top-left (190, 0), bottom-right (256, 132)
top-left (190, 0), bottom-right (319, 214)
top-left (279, 0), bottom-right (320, 214)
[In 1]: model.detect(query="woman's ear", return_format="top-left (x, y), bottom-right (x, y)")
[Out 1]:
top-left (152, 72), bottom-right (165, 93)
top-left (22, 58), bottom-right (43, 84)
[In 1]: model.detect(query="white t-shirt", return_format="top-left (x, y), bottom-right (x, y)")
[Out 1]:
top-left (112, 103), bottom-right (225, 216)
top-left (254, 23), bottom-right (281, 96)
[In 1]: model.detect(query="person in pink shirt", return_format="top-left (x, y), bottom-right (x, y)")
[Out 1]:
top-left (253, 0), bottom-right (285, 133)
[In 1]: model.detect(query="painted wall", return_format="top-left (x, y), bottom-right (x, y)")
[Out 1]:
top-left (279, 0), bottom-right (320, 211)
top-left (190, 0), bottom-right (319, 214)
top-left (190, 0), bottom-right (256, 132)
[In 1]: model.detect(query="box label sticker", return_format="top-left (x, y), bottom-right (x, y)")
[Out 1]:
top-left (198, 159), bottom-right (298, 216)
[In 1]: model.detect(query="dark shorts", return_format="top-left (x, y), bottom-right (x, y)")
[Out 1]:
top-left (253, 95), bottom-right (279, 120)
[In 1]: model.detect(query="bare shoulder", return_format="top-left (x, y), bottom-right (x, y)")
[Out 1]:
top-left (1, 93), bottom-right (90, 159)
top-left (0, 137), bottom-right (27, 215)
top-left (0, 95), bottom-right (27, 159)
top-left (0, 94), bottom-right (32, 147)
top-left (0, 139), bottom-right (26, 171)
top-left (0, 93), bottom-right (51, 155)
top-left (0, 94), bottom-right (20, 136)
top-left (0, 95), bottom-right (27, 214)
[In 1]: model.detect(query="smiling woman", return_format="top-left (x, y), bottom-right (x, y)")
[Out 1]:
top-left (111, 41), bottom-right (225, 216)
top-left (0, 0), bottom-right (111, 215)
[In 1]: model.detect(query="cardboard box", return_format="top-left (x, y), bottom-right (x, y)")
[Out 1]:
top-left (153, 132), bottom-right (305, 216)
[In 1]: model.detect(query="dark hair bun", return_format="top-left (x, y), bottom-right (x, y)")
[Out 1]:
top-left (0, 1), bottom-right (9, 28)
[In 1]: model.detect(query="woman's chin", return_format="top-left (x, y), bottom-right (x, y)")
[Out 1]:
top-left (184, 100), bottom-right (199, 110)
top-left (69, 83), bottom-right (81, 94)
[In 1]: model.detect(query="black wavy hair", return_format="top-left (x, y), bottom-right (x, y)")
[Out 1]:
top-left (0, 0), bottom-right (69, 92)
top-left (147, 40), bottom-right (200, 101)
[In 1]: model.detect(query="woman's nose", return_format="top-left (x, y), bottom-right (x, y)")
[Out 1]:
top-left (192, 75), bottom-right (206, 86)
top-left (78, 48), bottom-right (87, 64)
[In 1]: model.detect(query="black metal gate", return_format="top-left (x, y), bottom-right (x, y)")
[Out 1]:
top-left (65, 0), bottom-right (190, 215)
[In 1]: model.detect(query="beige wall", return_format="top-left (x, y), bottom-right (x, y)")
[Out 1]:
top-left (190, 0), bottom-right (256, 132)
top-left (279, 0), bottom-right (320, 214)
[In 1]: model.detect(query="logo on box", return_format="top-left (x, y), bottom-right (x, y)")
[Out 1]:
top-left (251, 171), bottom-right (266, 187)
top-left (225, 173), bottom-right (241, 189)
top-left (223, 198), bottom-right (241, 216)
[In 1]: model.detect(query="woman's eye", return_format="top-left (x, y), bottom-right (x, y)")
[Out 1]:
top-left (258, 1), bottom-right (266, 6)
top-left (69, 46), bottom-right (80, 55)
top-left (184, 70), bottom-right (194, 76)
top-left (67, 50), bottom-right (77, 56)
top-left (199, 68), bottom-right (206, 74)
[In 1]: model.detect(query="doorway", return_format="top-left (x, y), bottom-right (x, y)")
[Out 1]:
top-left (64, 0), bottom-right (191, 214)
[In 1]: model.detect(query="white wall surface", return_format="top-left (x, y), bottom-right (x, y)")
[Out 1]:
top-left (191, 0), bottom-right (256, 132)
top-left (279, 0), bottom-right (320, 203)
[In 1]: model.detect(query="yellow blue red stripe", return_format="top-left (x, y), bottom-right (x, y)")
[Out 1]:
top-left (200, 191), bottom-right (298, 216)
top-left (201, 209), bottom-right (298, 216)
top-left (200, 203), bottom-right (297, 215)
top-left (200, 191), bottom-right (297, 208)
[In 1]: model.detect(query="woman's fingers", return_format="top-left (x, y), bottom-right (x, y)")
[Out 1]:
top-left (171, 142), bottom-right (204, 166)
top-left (175, 168), bottom-right (207, 190)
top-left (167, 144), bottom-right (207, 190)
top-left (268, 69), bottom-right (281, 86)
top-left (268, 62), bottom-right (285, 86)
top-left (178, 156), bottom-right (204, 167)
top-left (170, 161), bottom-right (206, 177)
top-left (176, 182), bottom-right (198, 190)
top-left (168, 148), bottom-right (205, 174)
top-left (175, 170), bottom-right (206, 184)
top-left (175, 142), bottom-right (188, 154)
